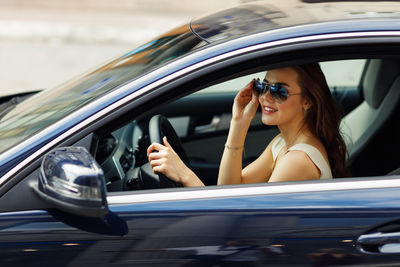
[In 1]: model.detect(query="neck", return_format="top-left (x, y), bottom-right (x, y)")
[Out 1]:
top-left (278, 121), bottom-right (308, 148)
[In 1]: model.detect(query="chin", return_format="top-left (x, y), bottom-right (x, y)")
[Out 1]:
top-left (261, 117), bottom-right (278, 126)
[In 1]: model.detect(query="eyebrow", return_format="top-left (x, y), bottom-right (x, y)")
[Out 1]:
top-left (263, 79), bottom-right (290, 87)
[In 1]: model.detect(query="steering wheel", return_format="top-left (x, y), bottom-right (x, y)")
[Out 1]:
top-left (123, 115), bottom-right (189, 190)
top-left (147, 114), bottom-right (191, 187)
top-left (149, 115), bottom-right (190, 163)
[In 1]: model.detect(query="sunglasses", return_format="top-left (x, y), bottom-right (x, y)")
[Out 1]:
top-left (253, 79), bottom-right (302, 103)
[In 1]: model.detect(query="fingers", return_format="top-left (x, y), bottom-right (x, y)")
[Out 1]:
top-left (163, 136), bottom-right (171, 148)
top-left (147, 137), bottom-right (173, 174)
top-left (147, 141), bottom-right (166, 156)
top-left (251, 87), bottom-right (260, 102)
top-left (252, 78), bottom-right (260, 97)
top-left (147, 137), bottom-right (173, 155)
top-left (148, 150), bottom-right (165, 161)
top-left (147, 147), bottom-right (167, 174)
top-left (242, 79), bottom-right (255, 92)
top-left (148, 158), bottom-right (165, 173)
top-left (151, 165), bottom-right (165, 174)
top-left (237, 79), bottom-right (257, 97)
top-left (146, 137), bottom-right (186, 183)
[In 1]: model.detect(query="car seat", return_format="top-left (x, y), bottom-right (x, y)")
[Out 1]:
top-left (340, 59), bottom-right (400, 176)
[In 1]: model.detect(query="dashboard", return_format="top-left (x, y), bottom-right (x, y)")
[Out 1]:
top-left (95, 122), bottom-right (147, 191)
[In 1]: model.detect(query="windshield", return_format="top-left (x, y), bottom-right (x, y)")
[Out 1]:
top-left (0, 24), bottom-right (206, 153)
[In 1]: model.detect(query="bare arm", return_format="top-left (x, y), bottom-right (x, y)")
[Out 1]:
top-left (217, 120), bottom-right (249, 185)
top-left (218, 80), bottom-right (260, 185)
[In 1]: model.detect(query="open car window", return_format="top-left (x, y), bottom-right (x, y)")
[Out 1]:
top-left (168, 59), bottom-right (366, 142)
top-left (92, 57), bottom-right (399, 193)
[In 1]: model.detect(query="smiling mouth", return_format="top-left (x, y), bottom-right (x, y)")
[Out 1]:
top-left (264, 106), bottom-right (277, 112)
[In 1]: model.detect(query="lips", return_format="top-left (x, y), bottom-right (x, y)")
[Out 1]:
top-left (263, 105), bottom-right (278, 113)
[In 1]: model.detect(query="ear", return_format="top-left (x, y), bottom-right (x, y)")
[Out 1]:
top-left (302, 96), bottom-right (312, 110)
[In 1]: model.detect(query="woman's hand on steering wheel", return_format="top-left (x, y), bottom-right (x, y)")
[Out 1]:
top-left (147, 137), bottom-right (204, 187)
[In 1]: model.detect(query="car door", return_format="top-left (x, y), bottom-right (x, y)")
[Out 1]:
top-left (105, 178), bottom-right (400, 266)
top-left (2, 175), bottom-right (400, 266)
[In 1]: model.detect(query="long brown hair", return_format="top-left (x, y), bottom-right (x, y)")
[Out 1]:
top-left (291, 63), bottom-right (349, 177)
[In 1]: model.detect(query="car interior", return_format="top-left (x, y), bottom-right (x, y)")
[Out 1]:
top-left (90, 57), bottom-right (400, 192)
top-left (341, 59), bottom-right (400, 177)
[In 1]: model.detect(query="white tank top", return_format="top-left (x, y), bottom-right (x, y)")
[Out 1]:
top-left (271, 136), bottom-right (333, 179)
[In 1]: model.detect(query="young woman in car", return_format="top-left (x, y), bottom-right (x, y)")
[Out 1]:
top-left (147, 63), bottom-right (349, 186)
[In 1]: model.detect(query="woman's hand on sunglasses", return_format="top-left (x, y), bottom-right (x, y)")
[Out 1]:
top-left (232, 79), bottom-right (259, 125)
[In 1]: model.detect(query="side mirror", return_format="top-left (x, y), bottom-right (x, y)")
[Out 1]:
top-left (33, 146), bottom-right (127, 235)
top-left (33, 146), bottom-right (108, 217)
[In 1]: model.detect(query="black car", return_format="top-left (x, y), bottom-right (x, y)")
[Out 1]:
top-left (1, 1), bottom-right (400, 266)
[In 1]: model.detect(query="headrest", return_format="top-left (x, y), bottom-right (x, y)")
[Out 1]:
top-left (362, 59), bottom-right (400, 109)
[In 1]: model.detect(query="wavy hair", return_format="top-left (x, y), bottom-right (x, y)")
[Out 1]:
top-left (291, 63), bottom-right (349, 177)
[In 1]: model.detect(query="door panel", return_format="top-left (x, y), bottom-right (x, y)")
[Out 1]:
top-left (106, 189), bottom-right (400, 266)
top-left (108, 186), bottom-right (400, 266)
top-left (2, 183), bottom-right (400, 266)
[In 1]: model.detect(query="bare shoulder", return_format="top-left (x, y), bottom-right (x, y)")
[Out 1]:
top-left (268, 150), bottom-right (320, 182)
top-left (241, 133), bottom-right (281, 183)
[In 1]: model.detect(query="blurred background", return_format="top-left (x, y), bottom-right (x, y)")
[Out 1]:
top-left (0, 0), bottom-right (242, 95)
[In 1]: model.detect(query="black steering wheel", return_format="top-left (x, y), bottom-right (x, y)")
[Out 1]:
top-left (123, 115), bottom-right (189, 190)
top-left (149, 114), bottom-right (190, 163)
top-left (147, 114), bottom-right (190, 187)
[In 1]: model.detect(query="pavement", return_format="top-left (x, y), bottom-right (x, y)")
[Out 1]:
top-left (0, 0), bottom-right (240, 95)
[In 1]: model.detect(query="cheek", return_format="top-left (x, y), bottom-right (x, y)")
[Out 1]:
top-left (277, 101), bottom-right (291, 110)
top-left (278, 99), bottom-right (304, 116)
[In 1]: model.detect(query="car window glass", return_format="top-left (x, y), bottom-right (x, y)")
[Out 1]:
top-left (99, 58), bottom-right (398, 193)
top-left (196, 59), bottom-right (366, 94)
top-left (0, 25), bottom-right (206, 154)
top-left (175, 59), bottom-right (366, 139)
top-left (321, 59), bottom-right (365, 87)
top-left (194, 72), bottom-right (265, 94)
top-left (321, 59), bottom-right (366, 115)
top-left (193, 60), bottom-right (366, 116)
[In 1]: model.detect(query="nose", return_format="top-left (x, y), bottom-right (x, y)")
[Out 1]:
top-left (259, 88), bottom-right (275, 103)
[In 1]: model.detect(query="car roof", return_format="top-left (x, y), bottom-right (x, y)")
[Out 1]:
top-left (191, 0), bottom-right (400, 43)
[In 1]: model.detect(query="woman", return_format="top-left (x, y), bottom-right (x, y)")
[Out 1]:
top-left (147, 63), bottom-right (348, 187)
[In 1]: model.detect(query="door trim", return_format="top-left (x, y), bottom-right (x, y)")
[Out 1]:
top-left (108, 177), bottom-right (400, 204)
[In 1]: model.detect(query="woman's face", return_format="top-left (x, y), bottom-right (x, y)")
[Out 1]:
top-left (259, 67), bottom-right (310, 128)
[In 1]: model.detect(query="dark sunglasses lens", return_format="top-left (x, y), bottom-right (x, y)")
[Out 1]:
top-left (270, 85), bottom-right (288, 102)
top-left (254, 81), bottom-right (289, 102)
top-left (253, 80), bottom-right (267, 94)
